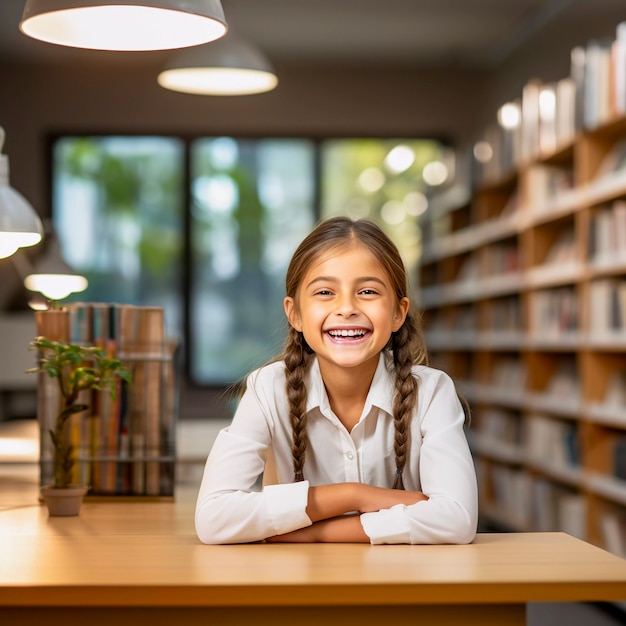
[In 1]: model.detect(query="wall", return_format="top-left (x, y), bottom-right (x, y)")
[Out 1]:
top-left (0, 60), bottom-right (492, 213)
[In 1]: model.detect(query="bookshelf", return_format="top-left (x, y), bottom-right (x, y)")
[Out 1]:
top-left (35, 304), bottom-right (178, 499)
top-left (419, 24), bottom-right (626, 559)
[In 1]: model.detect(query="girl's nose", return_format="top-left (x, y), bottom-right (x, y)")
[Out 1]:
top-left (335, 293), bottom-right (357, 316)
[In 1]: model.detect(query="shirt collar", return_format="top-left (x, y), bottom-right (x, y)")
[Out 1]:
top-left (305, 352), bottom-right (396, 418)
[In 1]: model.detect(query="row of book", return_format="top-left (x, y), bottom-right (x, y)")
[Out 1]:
top-left (525, 164), bottom-right (574, 210)
top-left (481, 454), bottom-right (626, 556)
top-left (530, 287), bottom-right (578, 336)
top-left (475, 21), bottom-right (626, 184)
top-left (526, 414), bottom-right (580, 467)
top-left (461, 370), bottom-right (623, 420)
top-left (36, 303), bottom-right (177, 497)
top-left (478, 461), bottom-right (585, 539)
top-left (476, 408), bottom-right (522, 448)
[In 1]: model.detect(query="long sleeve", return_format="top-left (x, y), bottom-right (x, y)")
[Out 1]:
top-left (359, 369), bottom-right (478, 544)
top-left (195, 366), bottom-right (313, 544)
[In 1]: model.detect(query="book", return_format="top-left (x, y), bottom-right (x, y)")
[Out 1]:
top-left (521, 79), bottom-right (542, 163)
top-left (613, 436), bottom-right (626, 482)
top-left (539, 82), bottom-right (557, 155)
top-left (613, 22), bottom-right (626, 116)
top-left (601, 511), bottom-right (626, 557)
top-left (583, 38), bottom-right (613, 129)
top-left (570, 46), bottom-right (586, 132)
top-left (555, 77), bottom-right (576, 147)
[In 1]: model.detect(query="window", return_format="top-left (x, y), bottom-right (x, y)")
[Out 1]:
top-left (52, 135), bottom-right (444, 386)
top-left (53, 136), bottom-right (185, 339)
top-left (190, 138), bottom-right (316, 383)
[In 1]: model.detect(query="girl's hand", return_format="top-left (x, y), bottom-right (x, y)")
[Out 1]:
top-left (305, 483), bottom-right (428, 522)
top-left (267, 515), bottom-right (369, 543)
top-left (356, 484), bottom-right (428, 513)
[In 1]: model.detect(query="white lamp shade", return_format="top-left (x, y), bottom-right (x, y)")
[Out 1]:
top-left (24, 273), bottom-right (88, 301)
top-left (0, 128), bottom-right (44, 259)
top-left (158, 34), bottom-right (278, 95)
top-left (24, 237), bottom-right (88, 301)
top-left (20, 0), bottom-right (228, 51)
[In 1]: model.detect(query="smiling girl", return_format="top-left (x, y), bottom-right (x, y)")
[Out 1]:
top-left (195, 216), bottom-right (478, 544)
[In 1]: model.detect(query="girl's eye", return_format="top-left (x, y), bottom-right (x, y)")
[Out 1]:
top-left (314, 289), bottom-right (333, 296)
top-left (359, 288), bottom-right (379, 296)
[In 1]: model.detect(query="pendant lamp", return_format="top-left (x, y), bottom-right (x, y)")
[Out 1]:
top-left (24, 232), bottom-right (88, 302)
top-left (20, 0), bottom-right (228, 52)
top-left (0, 128), bottom-right (44, 260)
top-left (157, 33), bottom-right (278, 96)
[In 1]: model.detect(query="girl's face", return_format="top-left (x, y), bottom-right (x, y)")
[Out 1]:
top-left (284, 243), bottom-right (409, 377)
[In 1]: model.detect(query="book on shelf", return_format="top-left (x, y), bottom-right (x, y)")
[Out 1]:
top-left (613, 22), bottom-right (626, 116)
top-left (526, 164), bottom-right (574, 210)
top-left (539, 82), bottom-right (557, 155)
top-left (583, 37), bottom-right (613, 129)
top-left (479, 408), bottom-right (522, 447)
top-left (521, 79), bottom-right (542, 163)
top-left (487, 295), bottom-right (522, 333)
top-left (527, 414), bottom-right (580, 467)
top-left (601, 509), bottom-right (626, 558)
top-left (589, 278), bottom-right (626, 335)
top-left (570, 45), bottom-right (586, 132)
top-left (533, 479), bottom-right (586, 538)
top-left (35, 303), bottom-right (176, 497)
top-left (531, 287), bottom-right (578, 336)
top-left (557, 491), bottom-right (587, 540)
top-left (489, 465), bottom-right (533, 529)
top-left (538, 78), bottom-right (576, 155)
top-left (613, 436), bottom-right (626, 482)
top-left (589, 201), bottom-right (626, 265)
top-left (555, 76), bottom-right (577, 147)
top-left (484, 242), bottom-right (520, 276)
top-left (491, 356), bottom-right (527, 390)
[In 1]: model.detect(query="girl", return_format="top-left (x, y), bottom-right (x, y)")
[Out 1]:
top-left (195, 216), bottom-right (478, 544)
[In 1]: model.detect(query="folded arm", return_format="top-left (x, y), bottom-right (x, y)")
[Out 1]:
top-left (267, 483), bottom-right (428, 542)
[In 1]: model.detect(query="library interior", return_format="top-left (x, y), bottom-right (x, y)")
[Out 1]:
top-left (2, 2), bottom-right (626, 625)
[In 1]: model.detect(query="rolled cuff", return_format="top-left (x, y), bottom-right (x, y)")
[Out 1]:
top-left (360, 504), bottom-right (412, 545)
top-left (264, 480), bottom-right (313, 536)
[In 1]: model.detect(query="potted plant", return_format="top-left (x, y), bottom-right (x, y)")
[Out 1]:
top-left (27, 336), bottom-right (130, 516)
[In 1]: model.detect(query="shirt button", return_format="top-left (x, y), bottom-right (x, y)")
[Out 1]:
top-left (346, 452), bottom-right (355, 460)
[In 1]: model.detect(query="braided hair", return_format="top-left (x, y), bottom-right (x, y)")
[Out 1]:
top-left (282, 216), bottom-right (427, 489)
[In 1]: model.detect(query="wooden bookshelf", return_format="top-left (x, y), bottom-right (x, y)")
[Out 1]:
top-left (420, 41), bottom-right (626, 558)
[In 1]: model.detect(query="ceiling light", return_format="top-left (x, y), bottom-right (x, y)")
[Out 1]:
top-left (20, 0), bottom-right (228, 52)
top-left (0, 127), bottom-right (44, 260)
top-left (158, 34), bottom-right (278, 96)
top-left (24, 233), bottom-right (88, 301)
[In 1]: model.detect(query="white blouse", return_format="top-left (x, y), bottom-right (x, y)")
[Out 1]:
top-left (195, 353), bottom-right (478, 545)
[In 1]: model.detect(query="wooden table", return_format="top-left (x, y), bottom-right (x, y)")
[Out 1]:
top-left (1, 470), bottom-right (626, 626)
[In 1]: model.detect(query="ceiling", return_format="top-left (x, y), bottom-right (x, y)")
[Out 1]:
top-left (1, 0), bottom-right (626, 70)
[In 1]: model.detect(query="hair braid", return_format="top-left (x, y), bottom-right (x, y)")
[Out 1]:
top-left (283, 326), bottom-right (311, 482)
top-left (391, 309), bottom-right (426, 490)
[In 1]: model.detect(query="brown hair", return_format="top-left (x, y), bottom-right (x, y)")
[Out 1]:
top-left (282, 216), bottom-right (428, 489)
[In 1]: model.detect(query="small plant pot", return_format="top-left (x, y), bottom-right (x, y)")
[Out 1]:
top-left (41, 485), bottom-right (89, 516)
